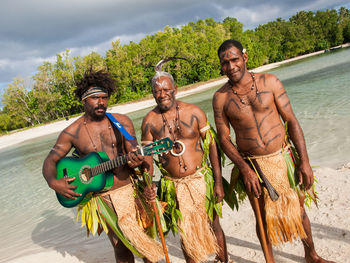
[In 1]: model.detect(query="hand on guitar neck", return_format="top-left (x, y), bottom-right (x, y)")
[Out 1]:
top-left (126, 146), bottom-right (145, 169)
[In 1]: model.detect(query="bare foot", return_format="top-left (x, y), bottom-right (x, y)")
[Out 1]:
top-left (305, 253), bottom-right (335, 263)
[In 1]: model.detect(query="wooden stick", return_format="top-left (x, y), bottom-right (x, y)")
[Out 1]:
top-left (151, 201), bottom-right (171, 263)
top-left (143, 171), bottom-right (170, 263)
top-left (252, 196), bottom-right (271, 262)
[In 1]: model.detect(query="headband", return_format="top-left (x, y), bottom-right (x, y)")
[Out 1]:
top-left (81, 86), bottom-right (108, 100)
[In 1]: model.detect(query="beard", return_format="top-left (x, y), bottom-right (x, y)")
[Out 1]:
top-left (157, 102), bottom-right (173, 112)
top-left (155, 90), bottom-right (176, 112)
top-left (85, 104), bottom-right (107, 121)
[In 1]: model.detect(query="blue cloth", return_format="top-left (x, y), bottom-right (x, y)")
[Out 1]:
top-left (106, 112), bottom-right (135, 141)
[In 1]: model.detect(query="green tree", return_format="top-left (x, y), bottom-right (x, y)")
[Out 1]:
top-left (290, 11), bottom-right (319, 52)
top-left (241, 30), bottom-right (266, 68)
top-left (33, 62), bottom-right (63, 122)
top-left (256, 19), bottom-right (285, 63)
top-left (0, 111), bottom-right (12, 133)
top-left (338, 7), bottom-right (350, 42)
top-left (314, 9), bottom-right (343, 47)
top-left (222, 17), bottom-right (243, 40)
top-left (2, 77), bottom-right (38, 127)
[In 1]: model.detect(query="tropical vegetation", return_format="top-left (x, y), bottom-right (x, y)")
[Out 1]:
top-left (1, 7), bottom-right (349, 133)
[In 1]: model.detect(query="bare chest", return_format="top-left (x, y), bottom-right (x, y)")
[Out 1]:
top-left (225, 89), bottom-right (275, 123)
top-left (74, 123), bottom-right (118, 157)
top-left (151, 115), bottom-right (199, 140)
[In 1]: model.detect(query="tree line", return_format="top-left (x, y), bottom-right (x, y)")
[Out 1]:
top-left (1, 7), bottom-right (349, 133)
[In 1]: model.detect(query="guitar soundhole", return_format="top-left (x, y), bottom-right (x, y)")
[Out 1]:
top-left (81, 168), bottom-right (92, 183)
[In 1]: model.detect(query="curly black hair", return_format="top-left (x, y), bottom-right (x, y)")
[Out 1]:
top-left (74, 68), bottom-right (116, 100)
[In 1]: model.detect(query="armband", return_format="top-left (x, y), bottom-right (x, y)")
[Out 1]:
top-left (200, 125), bottom-right (210, 133)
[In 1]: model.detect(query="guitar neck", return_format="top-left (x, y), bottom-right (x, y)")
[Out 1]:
top-left (90, 148), bottom-right (143, 176)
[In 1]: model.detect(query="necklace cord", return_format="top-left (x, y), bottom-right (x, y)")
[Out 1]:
top-left (160, 104), bottom-right (188, 172)
top-left (230, 72), bottom-right (259, 105)
top-left (84, 116), bottom-right (116, 156)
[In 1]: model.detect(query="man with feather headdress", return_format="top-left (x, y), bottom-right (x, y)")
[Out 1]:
top-left (141, 58), bottom-right (229, 263)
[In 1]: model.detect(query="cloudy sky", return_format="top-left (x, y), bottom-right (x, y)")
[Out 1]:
top-left (1, 0), bottom-right (349, 99)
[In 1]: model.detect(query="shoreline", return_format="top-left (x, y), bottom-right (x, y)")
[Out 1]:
top-left (0, 46), bottom-right (345, 151)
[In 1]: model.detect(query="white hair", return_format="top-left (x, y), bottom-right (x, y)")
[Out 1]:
top-left (151, 71), bottom-right (175, 89)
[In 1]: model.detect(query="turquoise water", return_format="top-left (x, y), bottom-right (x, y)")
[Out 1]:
top-left (0, 48), bottom-right (349, 262)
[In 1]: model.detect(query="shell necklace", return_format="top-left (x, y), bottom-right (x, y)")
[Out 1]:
top-left (161, 104), bottom-right (188, 173)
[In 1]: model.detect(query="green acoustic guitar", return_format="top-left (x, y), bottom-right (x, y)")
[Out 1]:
top-left (56, 137), bottom-right (173, 208)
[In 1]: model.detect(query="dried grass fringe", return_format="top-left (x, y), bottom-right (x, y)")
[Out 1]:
top-left (170, 172), bottom-right (219, 262)
top-left (255, 153), bottom-right (307, 246)
top-left (109, 184), bottom-right (164, 262)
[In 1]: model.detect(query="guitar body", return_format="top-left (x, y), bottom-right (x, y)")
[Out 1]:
top-left (56, 152), bottom-right (114, 208)
top-left (55, 137), bottom-right (173, 208)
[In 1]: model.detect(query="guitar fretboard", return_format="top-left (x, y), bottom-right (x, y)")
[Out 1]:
top-left (90, 149), bottom-right (142, 176)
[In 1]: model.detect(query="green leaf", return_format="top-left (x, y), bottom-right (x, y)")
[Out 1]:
top-left (95, 196), bottom-right (143, 258)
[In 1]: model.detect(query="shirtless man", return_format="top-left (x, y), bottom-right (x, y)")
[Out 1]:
top-left (141, 70), bottom-right (228, 263)
top-left (42, 69), bottom-right (164, 263)
top-left (213, 39), bottom-right (334, 263)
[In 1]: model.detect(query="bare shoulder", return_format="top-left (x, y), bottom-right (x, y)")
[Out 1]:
top-left (142, 108), bottom-right (159, 127)
top-left (213, 82), bottom-right (230, 107)
top-left (61, 116), bottom-right (84, 136)
top-left (111, 112), bottom-right (130, 122)
top-left (214, 82), bottom-right (231, 96)
top-left (144, 107), bottom-right (158, 120)
top-left (178, 101), bottom-right (202, 112)
top-left (256, 72), bottom-right (282, 89)
top-left (110, 113), bottom-right (134, 129)
top-left (178, 101), bottom-right (208, 125)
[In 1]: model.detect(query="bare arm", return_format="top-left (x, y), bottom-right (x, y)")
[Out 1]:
top-left (42, 130), bottom-right (81, 199)
top-left (272, 76), bottom-right (313, 189)
top-left (141, 114), bottom-right (155, 176)
top-left (140, 114), bottom-right (157, 201)
top-left (118, 114), bottom-right (145, 169)
top-left (213, 91), bottom-right (262, 197)
top-left (196, 108), bottom-right (224, 203)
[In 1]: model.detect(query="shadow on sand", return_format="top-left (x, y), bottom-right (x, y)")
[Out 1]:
top-left (32, 210), bottom-right (348, 262)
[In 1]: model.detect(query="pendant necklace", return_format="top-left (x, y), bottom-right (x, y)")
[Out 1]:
top-left (230, 72), bottom-right (259, 105)
top-left (161, 104), bottom-right (188, 173)
top-left (83, 116), bottom-right (116, 155)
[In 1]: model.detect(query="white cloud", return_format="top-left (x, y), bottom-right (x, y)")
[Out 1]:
top-left (215, 4), bottom-right (282, 29)
top-left (0, 59), bottom-right (11, 70)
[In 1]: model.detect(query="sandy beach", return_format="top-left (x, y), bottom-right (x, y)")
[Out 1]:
top-left (8, 165), bottom-right (350, 263)
top-left (2, 47), bottom-right (350, 263)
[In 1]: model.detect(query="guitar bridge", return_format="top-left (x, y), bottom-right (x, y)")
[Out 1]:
top-left (63, 168), bottom-right (68, 178)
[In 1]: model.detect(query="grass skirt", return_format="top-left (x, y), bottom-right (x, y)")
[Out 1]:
top-left (250, 149), bottom-right (307, 245)
top-left (105, 184), bottom-right (164, 262)
top-left (166, 169), bottom-right (219, 262)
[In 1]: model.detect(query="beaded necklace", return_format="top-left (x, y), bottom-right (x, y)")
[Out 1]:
top-left (160, 103), bottom-right (188, 173)
top-left (230, 72), bottom-right (259, 105)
